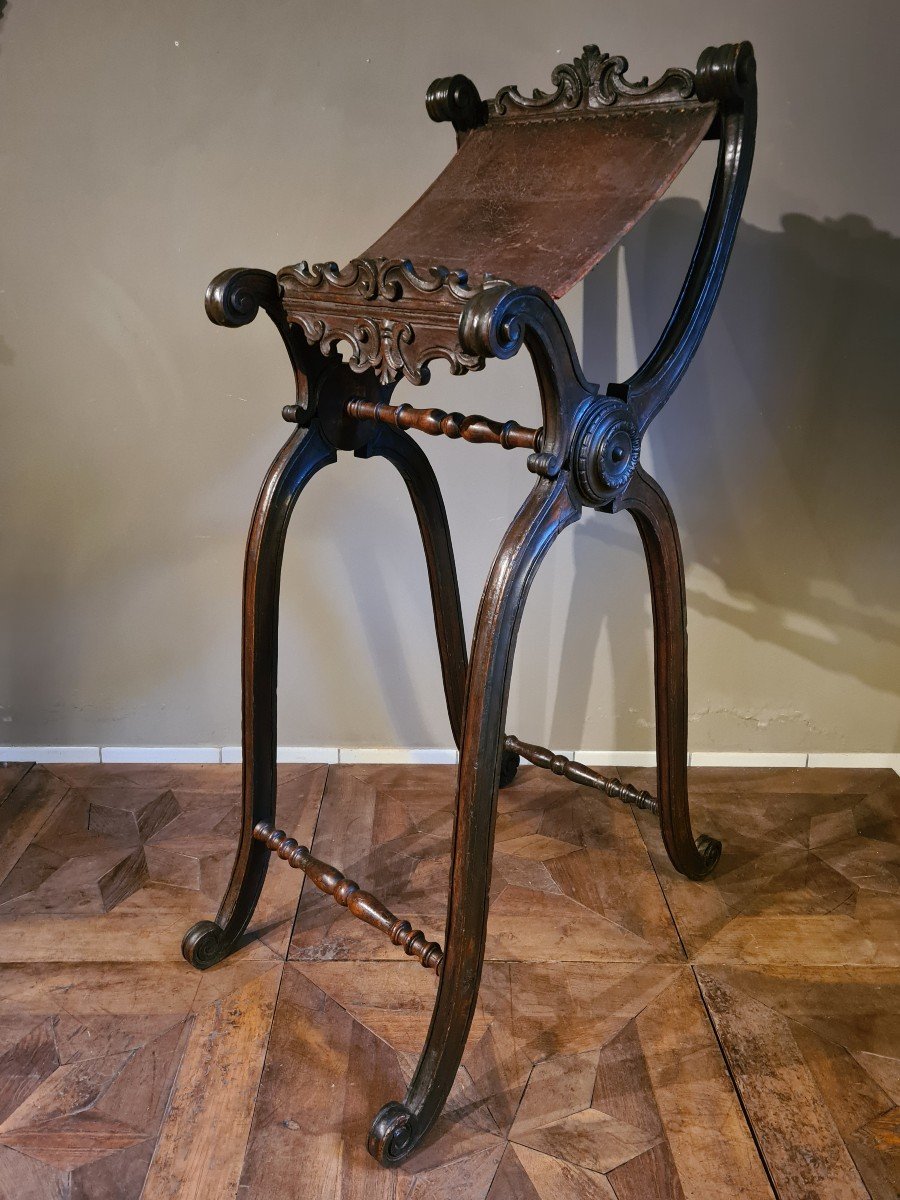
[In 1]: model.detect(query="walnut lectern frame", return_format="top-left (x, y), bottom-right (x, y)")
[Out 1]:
top-left (182, 41), bottom-right (757, 1165)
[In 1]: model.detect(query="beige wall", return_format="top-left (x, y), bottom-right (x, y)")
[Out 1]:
top-left (1, 1), bottom-right (898, 754)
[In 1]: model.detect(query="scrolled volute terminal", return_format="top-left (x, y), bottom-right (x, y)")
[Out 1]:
top-left (458, 282), bottom-right (531, 361)
top-left (695, 833), bottom-right (723, 875)
top-left (181, 919), bottom-right (228, 970)
top-left (694, 41), bottom-right (755, 104)
top-left (368, 1101), bottom-right (416, 1166)
top-left (205, 267), bottom-right (280, 327)
top-left (426, 73), bottom-right (486, 131)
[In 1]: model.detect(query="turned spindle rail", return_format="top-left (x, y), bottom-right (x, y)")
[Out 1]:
top-left (254, 737), bottom-right (657, 977)
top-left (252, 820), bottom-right (444, 973)
top-left (345, 397), bottom-right (543, 451)
top-left (504, 735), bottom-right (660, 815)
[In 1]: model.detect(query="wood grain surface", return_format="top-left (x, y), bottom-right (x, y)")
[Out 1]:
top-left (0, 761), bottom-right (896, 1197)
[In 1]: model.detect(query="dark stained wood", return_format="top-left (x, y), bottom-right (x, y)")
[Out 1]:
top-left (346, 397), bottom-right (542, 450)
top-left (617, 469), bottom-right (721, 879)
top-left (505, 735), bottom-right (658, 813)
top-left (181, 424), bottom-right (337, 971)
top-left (278, 257), bottom-right (490, 387)
top-left (276, 44), bottom-right (750, 388)
top-left (188, 38), bottom-right (759, 1166)
top-left (366, 481), bottom-right (584, 1160)
top-left (610, 42), bottom-right (757, 430)
top-left (366, 48), bottom-right (717, 301)
top-left (355, 421), bottom-right (470, 752)
top-left (253, 819), bottom-right (444, 973)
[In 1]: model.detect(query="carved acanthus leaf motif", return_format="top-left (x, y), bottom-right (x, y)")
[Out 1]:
top-left (489, 45), bottom-right (696, 118)
top-left (286, 257), bottom-right (484, 303)
top-left (277, 257), bottom-right (507, 385)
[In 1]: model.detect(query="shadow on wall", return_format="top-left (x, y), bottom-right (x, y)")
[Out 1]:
top-left (554, 201), bottom-right (900, 748)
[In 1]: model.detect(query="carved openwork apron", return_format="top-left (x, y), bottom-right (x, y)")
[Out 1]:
top-left (182, 40), bottom-right (757, 1166)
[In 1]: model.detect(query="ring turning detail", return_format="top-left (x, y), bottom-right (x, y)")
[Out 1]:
top-left (252, 821), bottom-right (444, 973)
top-left (345, 397), bottom-right (542, 451)
top-left (504, 735), bottom-right (659, 814)
top-left (184, 37), bottom-right (756, 1167)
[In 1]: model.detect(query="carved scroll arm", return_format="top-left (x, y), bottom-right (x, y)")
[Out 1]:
top-left (205, 267), bottom-right (324, 416)
top-left (459, 283), bottom-right (597, 478)
top-left (608, 42), bottom-right (757, 434)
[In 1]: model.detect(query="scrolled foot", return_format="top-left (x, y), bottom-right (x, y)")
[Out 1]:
top-left (694, 834), bottom-right (722, 877)
top-left (181, 919), bottom-right (230, 970)
top-left (367, 1101), bottom-right (417, 1167)
top-left (499, 747), bottom-right (520, 789)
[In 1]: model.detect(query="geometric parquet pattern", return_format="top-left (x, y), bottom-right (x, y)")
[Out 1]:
top-left (0, 760), bottom-right (897, 1198)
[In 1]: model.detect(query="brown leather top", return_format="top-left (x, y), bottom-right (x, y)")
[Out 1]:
top-left (365, 104), bottom-right (715, 298)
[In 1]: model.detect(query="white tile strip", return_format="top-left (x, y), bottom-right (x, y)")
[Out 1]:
top-left (689, 751), bottom-right (808, 768)
top-left (0, 746), bottom-right (101, 764)
top-left (100, 746), bottom-right (221, 764)
top-left (220, 745), bottom-right (340, 764)
top-left (807, 752), bottom-right (900, 771)
top-left (574, 750), bottom-right (657, 768)
top-left (338, 747), bottom-right (458, 765)
top-left (0, 746), bottom-right (894, 777)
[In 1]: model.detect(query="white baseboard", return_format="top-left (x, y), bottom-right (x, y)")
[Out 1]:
top-left (339, 747), bottom-right (458, 765)
top-left (0, 745), bottom-right (101, 764)
top-left (221, 746), bottom-right (340, 764)
top-left (576, 750), bottom-right (657, 768)
top-left (807, 752), bottom-right (900, 770)
top-left (0, 746), bottom-right (897, 777)
top-left (689, 751), bottom-right (808, 768)
top-left (100, 746), bottom-right (221, 764)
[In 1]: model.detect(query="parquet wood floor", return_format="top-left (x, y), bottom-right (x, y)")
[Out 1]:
top-left (0, 761), bottom-right (896, 1198)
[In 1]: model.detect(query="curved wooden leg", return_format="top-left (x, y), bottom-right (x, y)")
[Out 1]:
top-left (182, 421), bottom-right (337, 968)
top-left (358, 423), bottom-right (520, 785)
top-left (367, 476), bottom-right (580, 1164)
top-left (619, 466), bottom-right (721, 880)
top-left (357, 423), bottom-right (468, 747)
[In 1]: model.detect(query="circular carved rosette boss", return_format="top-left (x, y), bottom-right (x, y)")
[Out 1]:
top-left (572, 400), bottom-right (641, 505)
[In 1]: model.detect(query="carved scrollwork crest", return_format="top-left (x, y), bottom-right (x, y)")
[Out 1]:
top-left (277, 256), bottom-right (509, 385)
top-left (489, 45), bottom-right (696, 119)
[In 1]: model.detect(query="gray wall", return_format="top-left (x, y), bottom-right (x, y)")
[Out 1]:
top-left (1, 1), bottom-right (898, 753)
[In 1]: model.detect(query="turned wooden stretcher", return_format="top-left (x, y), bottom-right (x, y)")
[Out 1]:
top-left (182, 40), bottom-right (757, 1165)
